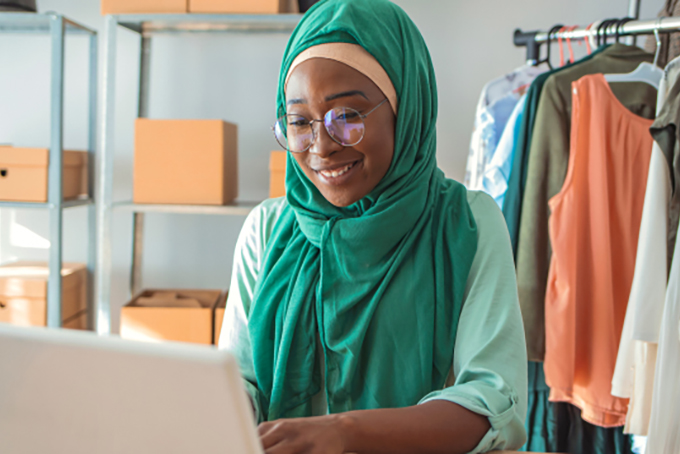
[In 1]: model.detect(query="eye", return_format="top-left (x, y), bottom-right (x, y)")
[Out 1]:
top-left (286, 115), bottom-right (310, 127)
top-left (337, 110), bottom-right (360, 121)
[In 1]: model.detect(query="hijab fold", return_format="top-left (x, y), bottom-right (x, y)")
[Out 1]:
top-left (248, 0), bottom-right (479, 420)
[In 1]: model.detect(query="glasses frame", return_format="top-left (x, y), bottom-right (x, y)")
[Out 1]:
top-left (272, 97), bottom-right (389, 153)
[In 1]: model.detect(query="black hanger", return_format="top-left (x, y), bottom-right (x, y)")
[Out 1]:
top-left (615, 17), bottom-right (634, 43)
top-left (598, 18), bottom-right (618, 47)
top-left (542, 24), bottom-right (565, 70)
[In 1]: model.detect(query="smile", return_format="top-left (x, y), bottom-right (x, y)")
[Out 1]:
top-left (318, 161), bottom-right (356, 179)
top-left (313, 160), bottom-right (361, 186)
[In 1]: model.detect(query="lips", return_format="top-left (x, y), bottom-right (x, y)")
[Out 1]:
top-left (317, 161), bottom-right (356, 178)
top-left (313, 159), bottom-right (361, 185)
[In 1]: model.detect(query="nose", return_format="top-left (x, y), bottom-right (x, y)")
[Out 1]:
top-left (308, 120), bottom-right (343, 157)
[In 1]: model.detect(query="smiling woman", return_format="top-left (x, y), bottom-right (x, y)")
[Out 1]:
top-left (283, 56), bottom-right (395, 207)
top-left (218, 1), bottom-right (527, 453)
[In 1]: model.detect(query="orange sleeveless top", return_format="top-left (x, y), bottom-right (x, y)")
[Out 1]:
top-left (544, 74), bottom-right (653, 427)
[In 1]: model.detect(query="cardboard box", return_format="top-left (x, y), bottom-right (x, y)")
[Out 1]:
top-left (213, 291), bottom-right (227, 345)
top-left (121, 289), bottom-right (226, 345)
top-left (0, 146), bottom-right (88, 202)
top-left (189, 0), bottom-right (297, 14)
top-left (134, 119), bottom-right (238, 205)
top-left (0, 262), bottom-right (88, 328)
top-left (63, 310), bottom-right (88, 330)
top-left (101, 0), bottom-right (187, 15)
top-left (270, 151), bottom-right (286, 198)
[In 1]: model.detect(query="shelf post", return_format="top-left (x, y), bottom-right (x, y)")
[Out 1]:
top-left (96, 15), bottom-right (118, 335)
top-left (47, 14), bottom-right (65, 329)
top-left (87, 31), bottom-right (98, 330)
top-left (130, 36), bottom-right (152, 296)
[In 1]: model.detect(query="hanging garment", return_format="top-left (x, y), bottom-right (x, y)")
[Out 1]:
top-left (500, 46), bottom-right (639, 454)
top-left (646, 219), bottom-right (680, 454)
top-left (516, 43), bottom-right (657, 363)
top-left (523, 362), bottom-right (633, 454)
top-left (502, 46), bottom-right (608, 257)
top-left (611, 56), bottom-right (680, 436)
top-left (644, 0), bottom-right (680, 69)
top-left (465, 64), bottom-right (547, 189)
top-left (544, 74), bottom-right (653, 427)
top-left (482, 94), bottom-right (526, 208)
top-left (642, 60), bottom-right (680, 453)
top-left (649, 62), bottom-right (680, 285)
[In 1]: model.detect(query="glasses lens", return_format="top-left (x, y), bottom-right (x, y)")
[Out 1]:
top-left (275, 115), bottom-right (313, 152)
top-left (325, 107), bottom-right (365, 146)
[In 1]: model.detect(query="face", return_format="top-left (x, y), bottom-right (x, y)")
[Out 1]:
top-left (285, 58), bottom-right (396, 207)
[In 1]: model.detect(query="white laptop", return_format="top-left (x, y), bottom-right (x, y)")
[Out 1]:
top-left (0, 324), bottom-right (263, 454)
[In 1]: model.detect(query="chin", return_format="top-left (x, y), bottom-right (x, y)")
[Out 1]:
top-left (323, 192), bottom-right (361, 208)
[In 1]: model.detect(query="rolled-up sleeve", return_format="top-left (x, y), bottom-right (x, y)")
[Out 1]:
top-left (419, 191), bottom-right (528, 453)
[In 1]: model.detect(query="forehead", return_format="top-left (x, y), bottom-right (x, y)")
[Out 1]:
top-left (285, 58), bottom-right (383, 101)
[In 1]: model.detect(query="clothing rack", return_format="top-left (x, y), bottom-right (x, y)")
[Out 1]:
top-left (514, 16), bottom-right (680, 65)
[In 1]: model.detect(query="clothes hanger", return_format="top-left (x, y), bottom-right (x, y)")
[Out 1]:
top-left (586, 20), bottom-right (601, 54)
top-left (584, 22), bottom-right (595, 55)
top-left (541, 24), bottom-right (564, 70)
top-left (557, 26), bottom-right (568, 67)
top-left (596, 19), bottom-right (611, 47)
top-left (615, 17), bottom-right (634, 43)
top-left (565, 25), bottom-right (578, 64)
top-left (604, 18), bottom-right (663, 89)
top-left (597, 18), bottom-right (618, 47)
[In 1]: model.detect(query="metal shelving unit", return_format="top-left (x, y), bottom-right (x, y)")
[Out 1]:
top-left (96, 13), bottom-right (303, 335)
top-left (0, 12), bottom-right (97, 329)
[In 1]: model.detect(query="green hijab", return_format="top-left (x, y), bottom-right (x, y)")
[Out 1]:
top-left (249, 0), bottom-right (478, 421)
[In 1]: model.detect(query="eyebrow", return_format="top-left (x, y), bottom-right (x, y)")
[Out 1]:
top-left (286, 90), bottom-right (369, 106)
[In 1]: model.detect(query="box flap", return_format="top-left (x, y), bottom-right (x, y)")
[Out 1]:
top-left (63, 150), bottom-right (87, 167)
top-left (214, 290), bottom-right (227, 310)
top-left (128, 289), bottom-right (221, 309)
top-left (0, 261), bottom-right (86, 298)
top-left (0, 147), bottom-right (87, 168)
top-left (270, 151), bottom-right (287, 171)
top-left (136, 295), bottom-right (202, 308)
top-left (0, 147), bottom-right (48, 167)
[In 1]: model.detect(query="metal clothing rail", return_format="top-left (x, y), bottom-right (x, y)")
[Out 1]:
top-left (514, 16), bottom-right (680, 64)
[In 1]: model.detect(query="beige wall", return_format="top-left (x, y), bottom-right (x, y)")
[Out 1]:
top-left (0, 0), bottom-right (664, 332)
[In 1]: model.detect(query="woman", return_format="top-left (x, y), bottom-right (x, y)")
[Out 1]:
top-left (219, 1), bottom-right (527, 453)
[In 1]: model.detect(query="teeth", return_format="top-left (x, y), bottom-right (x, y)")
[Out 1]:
top-left (320, 162), bottom-right (354, 178)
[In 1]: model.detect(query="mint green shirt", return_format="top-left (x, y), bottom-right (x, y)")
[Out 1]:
top-left (219, 191), bottom-right (527, 453)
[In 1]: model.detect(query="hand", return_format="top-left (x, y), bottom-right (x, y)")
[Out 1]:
top-left (258, 414), bottom-right (349, 454)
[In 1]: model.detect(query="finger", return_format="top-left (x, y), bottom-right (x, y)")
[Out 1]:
top-left (259, 423), bottom-right (290, 449)
top-left (264, 439), bottom-right (301, 454)
top-left (258, 421), bottom-right (275, 437)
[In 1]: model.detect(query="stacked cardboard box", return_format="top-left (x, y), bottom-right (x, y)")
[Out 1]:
top-left (0, 262), bottom-right (88, 330)
top-left (121, 289), bottom-right (227, 345)
top-left (0, 146), bottom-right (88, 202)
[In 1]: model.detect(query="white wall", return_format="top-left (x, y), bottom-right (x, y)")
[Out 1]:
top-left (0, 0), bottom-right (664, 332)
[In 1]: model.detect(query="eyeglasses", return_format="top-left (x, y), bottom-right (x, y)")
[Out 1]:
top-left (272, 98), bottom-right (389, 153)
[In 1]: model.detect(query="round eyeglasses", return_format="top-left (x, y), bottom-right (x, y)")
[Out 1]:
top-left (272, 98), bottom-right (389, 153)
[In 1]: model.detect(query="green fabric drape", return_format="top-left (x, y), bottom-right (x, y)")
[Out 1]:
top-left (248, 0), bottom-right (478, 421)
